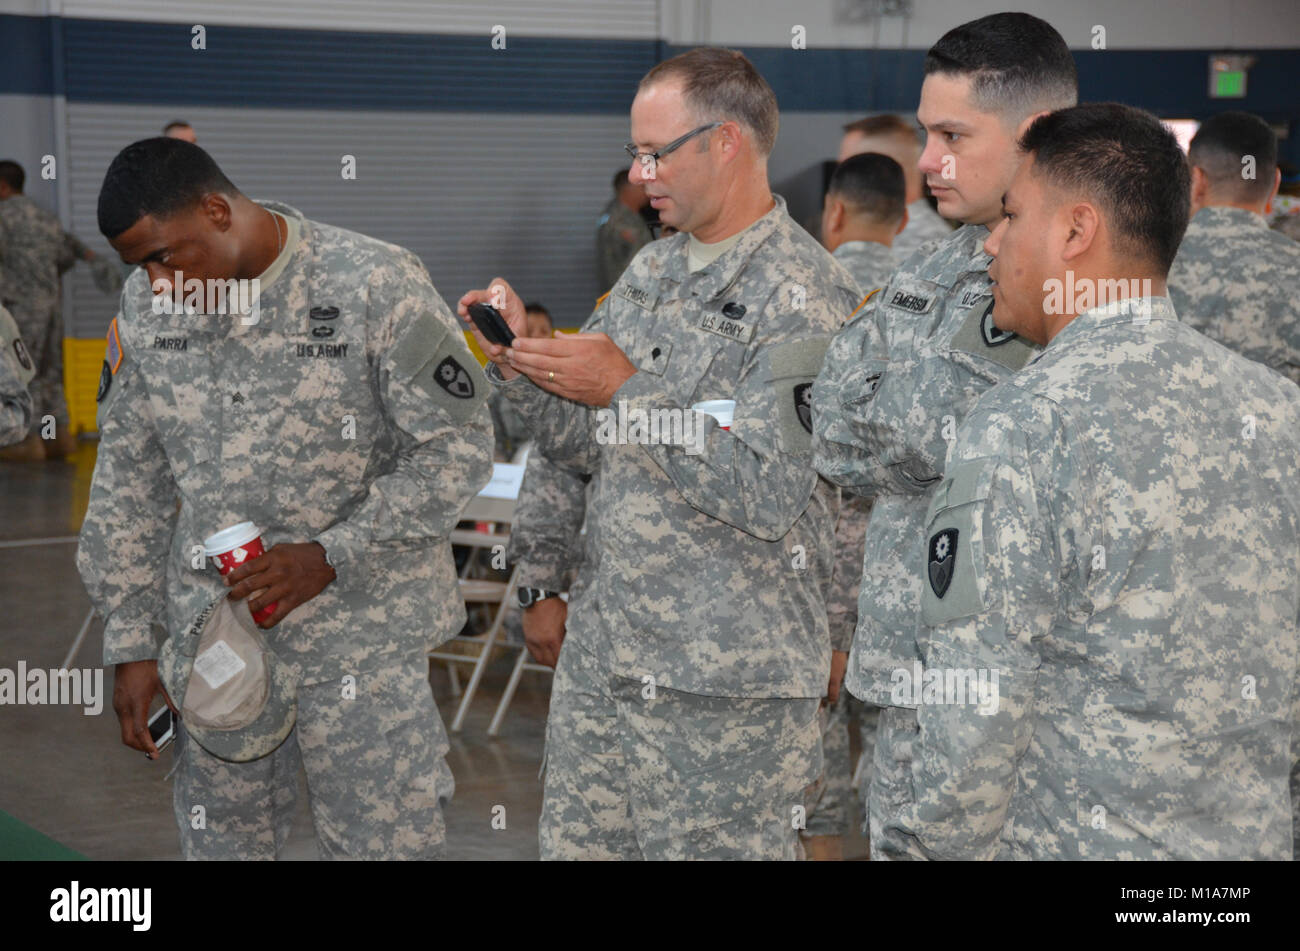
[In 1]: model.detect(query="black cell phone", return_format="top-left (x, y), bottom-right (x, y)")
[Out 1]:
top-left (468, 302), bottom-right (516, 347)
top-left (147, 705), bottom-right (176, 756)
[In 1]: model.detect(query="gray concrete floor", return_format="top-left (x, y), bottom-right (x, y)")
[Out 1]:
top-left (0, 441), bottom-right (866, 860)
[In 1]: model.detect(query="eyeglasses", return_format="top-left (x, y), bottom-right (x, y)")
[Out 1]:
top-left (624, 122), bottom-right (723, 179)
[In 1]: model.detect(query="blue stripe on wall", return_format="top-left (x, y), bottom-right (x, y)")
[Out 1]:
top-left (729, 45), bottom-right (1300, 121)
top-left (61, 18), bottom-right (659, 113)
top-left (3, 14), bottom-right (1298, 124)
top-left (0, 15), bottom-right (55, 95)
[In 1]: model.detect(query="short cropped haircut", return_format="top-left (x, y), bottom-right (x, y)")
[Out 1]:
top-left (0, 160), bottom-right (24, 192)
top-left (1019, 103), bottom-right (1190, 276)
top-left (925, 12), bottom-right (1077, 120)
top-left (163, 120), bottom-right (193, 135)
top-left (828, 153), bottom-right (906, 225)
top-left (842, 114), bottom-right (920, 146)
top-left (523, 301), bottom-right (552, 320)
top-left (612, 168), bottom-right (630, 191)
top-left (98, 137), bottom-right (238, 239)
top-left (1189, 111), bottom-right (1278, 202)
top-left (640, 47), bottom-right (779, 157)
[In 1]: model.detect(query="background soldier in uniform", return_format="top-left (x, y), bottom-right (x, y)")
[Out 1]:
top-left (838, 114), bottom-right (953, 262)
top-left (77, 137), bottom-right (493, 860)
top-left (811, 12), bottom-right (1077, 860)
top-left (0, 159), bottom-right (121, 459)
top-left (1167, 111), bottom-right (1300, 384)
top-left (895, 103), bottom-right (1300, 860)
top-left (820, 152), bottom-right (908, 294)
top-left (595, 169), bottom-right (652, 290)
top-left (0, 303), bottom-right (35, 446)
top-left (803, 151), bottom-right (909, 856)
top-left (463, 48), bottom-right (861, 860)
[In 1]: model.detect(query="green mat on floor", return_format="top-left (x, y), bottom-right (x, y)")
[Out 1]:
top-left (0, 809), bottom-right (87, 860)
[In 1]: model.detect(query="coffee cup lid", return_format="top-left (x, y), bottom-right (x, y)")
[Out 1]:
top-left (203, 521), bottom-right (261, 556)
top-left (691, 400), bottom-right (736, 425)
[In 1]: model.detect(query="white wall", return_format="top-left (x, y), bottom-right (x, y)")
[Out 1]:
top-left (0, 94), bottom-right (61, 213)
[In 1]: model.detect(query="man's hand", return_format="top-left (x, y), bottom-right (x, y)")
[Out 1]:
top-left (505, 334), bottom-right (637, 408)
top-left (522, 597), bottom-right (568, 668)
top-left (225, 541), bottom-right (336, 628)
top-left (113, 660), bottom-right (177, 759)
top-left (826, 649), bottom-right (849, 705)
top-left (457, 279), bottom-right (530, 381)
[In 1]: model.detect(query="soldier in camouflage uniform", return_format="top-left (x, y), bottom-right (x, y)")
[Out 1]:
top-left (803, 152), bottom-right (909, 851)
top-left (837, 115), bottom-right (953, 263)
top-left (596, 170), bottom-right (653, 291)
top-left (0, 303), bottom-right (35, 446)
top-left (811, 13), bottom-right (1077, 860)
top-left (76, 138), bottom-right (493, 860)
top-left (0, 160), bottom-right (121, 455)
top-left (1167, 111), bottom-right (1300, 384)
top-left (893, 103), bottom-right (1300, 860)
top-left (463, 49), bottom-right (861, 860)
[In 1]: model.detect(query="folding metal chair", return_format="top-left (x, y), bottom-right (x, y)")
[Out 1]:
top-left (486, 632), bottom-right (554, 736)
top-left (430, 491), bottom-right (519, 732)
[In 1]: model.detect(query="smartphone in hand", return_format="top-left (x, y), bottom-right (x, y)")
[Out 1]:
top-left (468, 303), bottom-right (516, 347)
top-left (147, 705), bottom-right (176, 757)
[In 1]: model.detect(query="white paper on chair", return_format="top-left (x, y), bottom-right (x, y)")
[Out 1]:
top-left (480, 462), bottom-right (525, 500)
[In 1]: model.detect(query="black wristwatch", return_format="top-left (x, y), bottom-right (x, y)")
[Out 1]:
top-left (517, 587), bottom-right (561, 609)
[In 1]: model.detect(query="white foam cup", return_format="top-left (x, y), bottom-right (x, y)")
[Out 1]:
top-left (692, 399), bottom-right (736, 430)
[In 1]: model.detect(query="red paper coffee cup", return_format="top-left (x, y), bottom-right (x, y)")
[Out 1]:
top-left (203, 521), bottom-right (276, 624)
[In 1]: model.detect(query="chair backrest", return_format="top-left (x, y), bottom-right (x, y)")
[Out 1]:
top-left (463, 462), bottom-right (525, 523)
top-left (462, 493), bottom-right (516, 524)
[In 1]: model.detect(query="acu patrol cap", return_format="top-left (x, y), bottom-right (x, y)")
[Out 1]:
top-left (158, 595), bottom-right (297, 762)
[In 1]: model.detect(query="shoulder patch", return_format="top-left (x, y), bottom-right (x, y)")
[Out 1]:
top-left (96, 361), bottom-right (112, 403)
top-left (767, 336), bottom-right (832, 453)
top-left (405, 326), bottom-right (487, 423)
top-left (432, 355), bottom-right (475, 400)
top-left (921, 458), bottom-right (997, 626)
top-left (12, 337), bottom-right (32, 374)
top-left (948, 300), bottom-right (1038, 371)
top-left (0, 307), bottom-right (35, 385)
top-left (106, 317), bottom-right (123, 375)
top-left (927, 528), bottom-right (958, 598)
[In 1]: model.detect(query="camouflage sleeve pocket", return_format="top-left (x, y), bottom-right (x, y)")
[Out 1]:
top-left (391, 314), bottom-right (486, 424)
top-left (921, 458), bottom-right (998, 626)
top-left (766, 335), bottom-right (831, 454)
